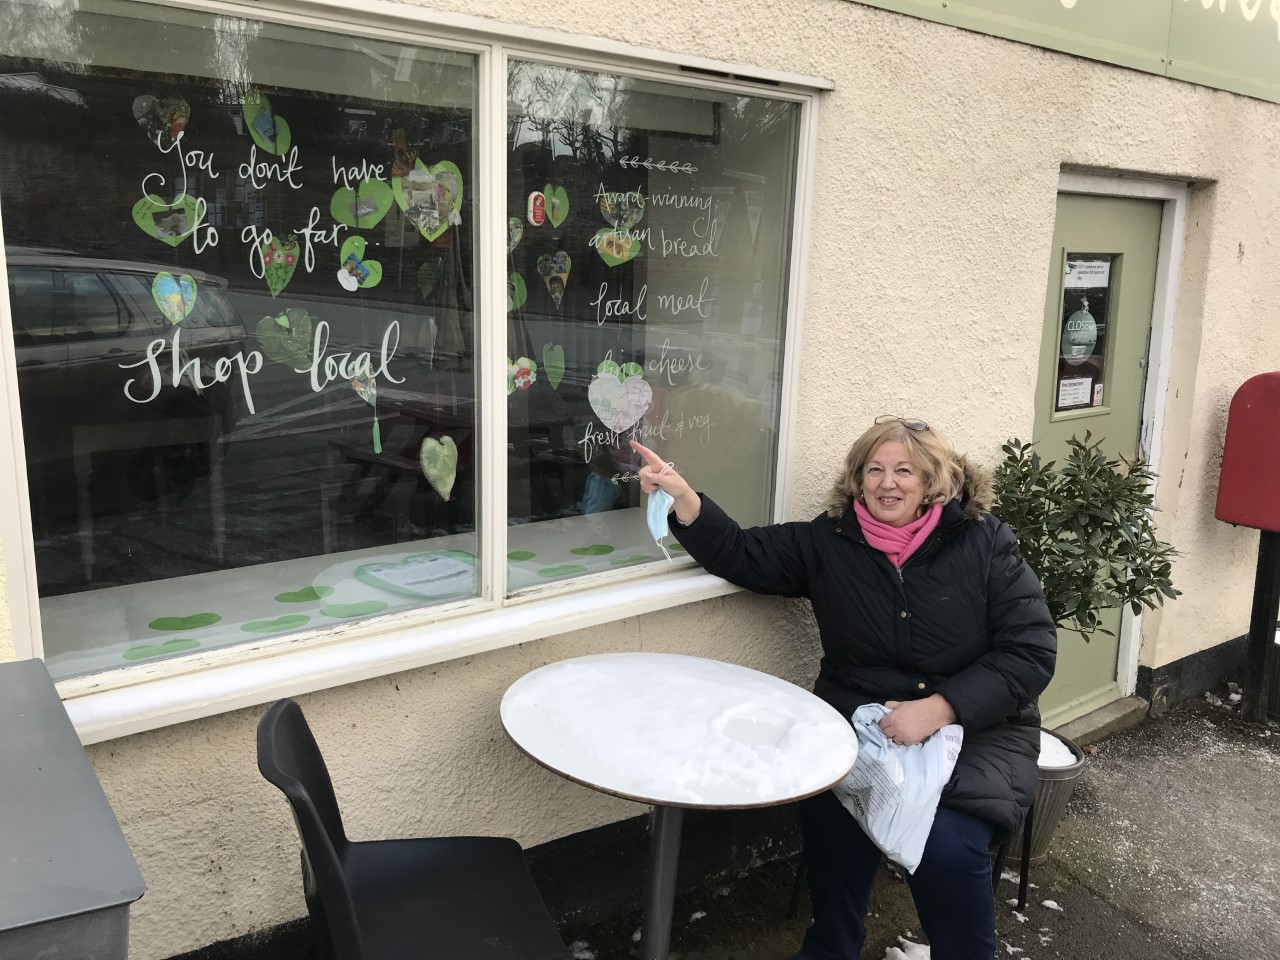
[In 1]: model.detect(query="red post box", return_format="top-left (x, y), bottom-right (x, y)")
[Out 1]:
top-left (1215, 371), bottom-right (1280, 721)
top-left (1216, 372), bottom-right (1280, 532)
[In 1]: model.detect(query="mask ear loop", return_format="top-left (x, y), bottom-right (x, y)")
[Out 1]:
top-left (653, 460), bottom-right (677, 562)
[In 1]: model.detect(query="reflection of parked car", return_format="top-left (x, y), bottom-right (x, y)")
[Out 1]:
top-left (6, 249), bottom-right (248, 576)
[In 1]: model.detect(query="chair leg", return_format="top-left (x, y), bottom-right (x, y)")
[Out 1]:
top-left (787, 848), bottom-right (808, 920)
top-left (1016, 803), bottom-right (1034, 911)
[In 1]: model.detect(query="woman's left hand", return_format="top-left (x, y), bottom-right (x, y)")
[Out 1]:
top-left (879, 694), bottom-right (957, 746)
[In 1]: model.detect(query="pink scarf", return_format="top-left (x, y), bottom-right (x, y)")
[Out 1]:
top-left (853, 500), bottom-right (943, 569)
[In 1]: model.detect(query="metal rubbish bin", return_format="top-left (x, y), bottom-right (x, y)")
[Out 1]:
top-left (0, 659), bottom-right (146, 959)
top-left (1007, 730), bottom-right (1086, 865)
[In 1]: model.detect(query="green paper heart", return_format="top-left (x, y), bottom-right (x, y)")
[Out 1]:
top-left (538, 564), bottom-right (587, 577)
top-left (256, 308), bottom-right (313, 370)
top-left (241, 614), bottom-right (311, 633)
top-left (261, 236), bottom-right (299, 298)
top-left (419, 435), bottom-right (458, 501)
top-left (507, 216), bottom-right (523, 254)
top-left (242, 91), bottom-right (292, 156)
top-left (123, 637), bottom-right (200, 661)
top-left (392, 158), bottom-right (463, 242)
top-left (508, 272), bottom-right (527, 312)
top-left (544, 183), bottom-right (569, 227)
top-left (670, 543), bottom-right (687, 553)
top-left (417, 258), bottom-right (444, 298)
top-left (133, 195), bottom-right (200, 247)
top-left (570, 544), bottom-right (615, 556)
top-left (149, 612), bottom-right (221, 631)
top-left (543, 343), bottom-right (565, 390)
top-left (597, 358), bottom-right (621, 380)
top-left (507, 550), bottom-right (536, 562)
top-left (330, 179), bottom-right (394, 229)
top-left (275, 586), bottom-right (333, 603)
top-left (610, 555), bottom-right (658, 566)
top-left (152, 273), bottom-right (198, 325)
top-left (353, 550), bottom-right (476, 599)
top-left (593, 228), bottom-right (642, 267)
top-left (320, 601), bottom-right (389, 618)
top-left (338, 236), bottom-right (383, 290)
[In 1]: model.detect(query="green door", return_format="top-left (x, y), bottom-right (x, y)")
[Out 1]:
top-left (1034, 193), bottom-right (1162, 727)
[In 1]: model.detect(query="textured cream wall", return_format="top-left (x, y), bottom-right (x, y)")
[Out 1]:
top-left (1, 1), bottom-right (1278, 957)
top-left (0, 550), bottom-right (13, 663)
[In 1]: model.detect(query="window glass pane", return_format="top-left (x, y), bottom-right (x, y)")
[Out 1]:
top-left (1, 0), bottom-right (478, 678)
top-left (505, 62), bottom-right (799, 591)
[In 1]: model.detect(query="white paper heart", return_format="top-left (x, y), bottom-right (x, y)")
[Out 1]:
top-left (588, 373), bottom-right (653, 433)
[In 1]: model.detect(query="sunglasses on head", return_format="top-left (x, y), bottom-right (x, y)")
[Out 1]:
top-left (874, 415), bottom-right (930, 432)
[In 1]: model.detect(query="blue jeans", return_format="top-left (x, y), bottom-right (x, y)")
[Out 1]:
top-left (796, 790), bottom-right (997, 960)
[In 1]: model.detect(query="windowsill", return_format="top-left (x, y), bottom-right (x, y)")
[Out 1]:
top-left (59, 566), bottom-right (740, 745)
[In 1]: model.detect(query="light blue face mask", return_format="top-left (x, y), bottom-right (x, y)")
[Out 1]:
top-left (647, 487), bottom-right (675, 562)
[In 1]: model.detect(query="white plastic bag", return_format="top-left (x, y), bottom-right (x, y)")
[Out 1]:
top-left (831, 703), bottom-right (964, 873)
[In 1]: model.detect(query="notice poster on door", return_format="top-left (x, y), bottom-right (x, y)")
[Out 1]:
top-left (1055, 253), bottom-right (1114, 411)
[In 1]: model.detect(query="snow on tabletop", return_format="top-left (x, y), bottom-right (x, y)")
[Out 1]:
top-left (1038, 730), bottom-right (1078, 768)
top-left (501, 653), bottom-right (858, 806)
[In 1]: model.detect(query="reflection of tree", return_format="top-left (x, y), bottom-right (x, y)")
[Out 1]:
top-left (507, 62), bottom-right (634, 163)
top-left (0, 0), bottom-right (84, 66)
top-left (209, 15), bottom-right (261, 105)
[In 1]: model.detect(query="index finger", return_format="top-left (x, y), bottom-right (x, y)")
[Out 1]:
top-left (629, 439), bottom-right (667, 470)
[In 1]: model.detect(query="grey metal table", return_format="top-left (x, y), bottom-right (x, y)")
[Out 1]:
top-left (0, 659), bottom-right (145, 960)
top-left (501, 652), bottom-right (858, 960)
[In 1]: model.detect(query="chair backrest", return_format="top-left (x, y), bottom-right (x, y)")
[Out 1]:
top-left (256, 698), bottom-right (363, 960)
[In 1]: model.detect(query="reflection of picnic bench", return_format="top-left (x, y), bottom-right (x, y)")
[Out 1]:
top-left (321, 404), bottom-right (470, 553)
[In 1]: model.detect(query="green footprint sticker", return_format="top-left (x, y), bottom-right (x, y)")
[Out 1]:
top-left (149, 613), bottom-right (221, 631)
top-left (570, 544), bottom-right (615, 556)
top-left (123, 638), bottom-right (200, 661)
top-left (538, 564), bottom-right (587, 577)
top-left (321, 601), bottom-right (388, 618)
top-left (241, 615), bottom-right (311, 633)
top-left (275, 586), bottom-right (333, 603)
top-left (508, 550), bottom-right (536, 562)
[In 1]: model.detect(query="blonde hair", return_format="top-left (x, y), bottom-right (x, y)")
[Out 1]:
top-left (831, 420), bottom-right (966, 513)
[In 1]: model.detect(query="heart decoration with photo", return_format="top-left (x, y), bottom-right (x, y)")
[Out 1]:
top-left (242, 91), bottom-right (292, 156)
top-left (132, 95), bottom-right (190, 148)
top-left (132, 195), bottom-right (200, 247)
top-left (392, 158), bottom-right (463, 242)
top-left (151, 272), bottom-right (198, 325)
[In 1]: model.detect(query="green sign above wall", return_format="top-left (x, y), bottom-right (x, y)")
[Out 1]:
top-left (853, 0), bottom-right (1280, 105)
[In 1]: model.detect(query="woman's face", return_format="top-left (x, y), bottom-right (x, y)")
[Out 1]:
top-left (862, 440), bottom-right (927, 527)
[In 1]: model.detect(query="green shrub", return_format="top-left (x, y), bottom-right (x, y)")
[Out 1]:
top-left (993, 434), bottom-right (1180, 637)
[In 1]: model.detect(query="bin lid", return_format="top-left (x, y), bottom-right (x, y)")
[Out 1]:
top-left (0, 659), bottom-right (146, 932)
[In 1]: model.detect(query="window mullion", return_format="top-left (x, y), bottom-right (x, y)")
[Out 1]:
top-left (478, 44), bottom-right (509, 604)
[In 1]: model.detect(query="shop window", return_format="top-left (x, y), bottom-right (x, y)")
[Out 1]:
top-left (0, 0), bottom-right (805, 683)
top-left (504, 63), bottom-right (799, 591)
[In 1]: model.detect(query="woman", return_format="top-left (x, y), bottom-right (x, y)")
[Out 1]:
top-left (630, 418), bottom-right (1056, 960)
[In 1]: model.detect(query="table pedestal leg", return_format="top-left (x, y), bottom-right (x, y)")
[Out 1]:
top-left (640, 804), bottom-right (684, 960)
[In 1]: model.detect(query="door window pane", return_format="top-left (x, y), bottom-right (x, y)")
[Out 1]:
top-left (505, 62), bottom-right (800, 591)
top-left (1055, 253), bottom-right (1115, 412)
top-left (1, 0), bottom-right (478, 677)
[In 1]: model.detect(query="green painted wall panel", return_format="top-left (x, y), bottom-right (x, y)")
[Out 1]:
top-left (852, 0), bottom-right (1280, 105)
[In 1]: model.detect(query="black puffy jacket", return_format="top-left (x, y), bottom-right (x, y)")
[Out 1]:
top-left (671, 464), bottom-right (1057, 836)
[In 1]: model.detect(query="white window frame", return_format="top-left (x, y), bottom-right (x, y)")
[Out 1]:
top-left (0, 0), bottom-right (830, 743)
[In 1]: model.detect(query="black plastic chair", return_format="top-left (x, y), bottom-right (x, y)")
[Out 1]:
top-left (256, 698), bottom-right (569, 960)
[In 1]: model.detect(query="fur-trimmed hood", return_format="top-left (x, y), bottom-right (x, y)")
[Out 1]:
top-left (825, 454), bottom-right (995, 522)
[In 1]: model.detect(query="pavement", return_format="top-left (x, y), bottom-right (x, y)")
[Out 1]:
top-left (561, 693), bottom-right (1280, 960)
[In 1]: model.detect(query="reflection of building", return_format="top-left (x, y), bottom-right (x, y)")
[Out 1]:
top-left (2, 2), bottom-right (1280, 957)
